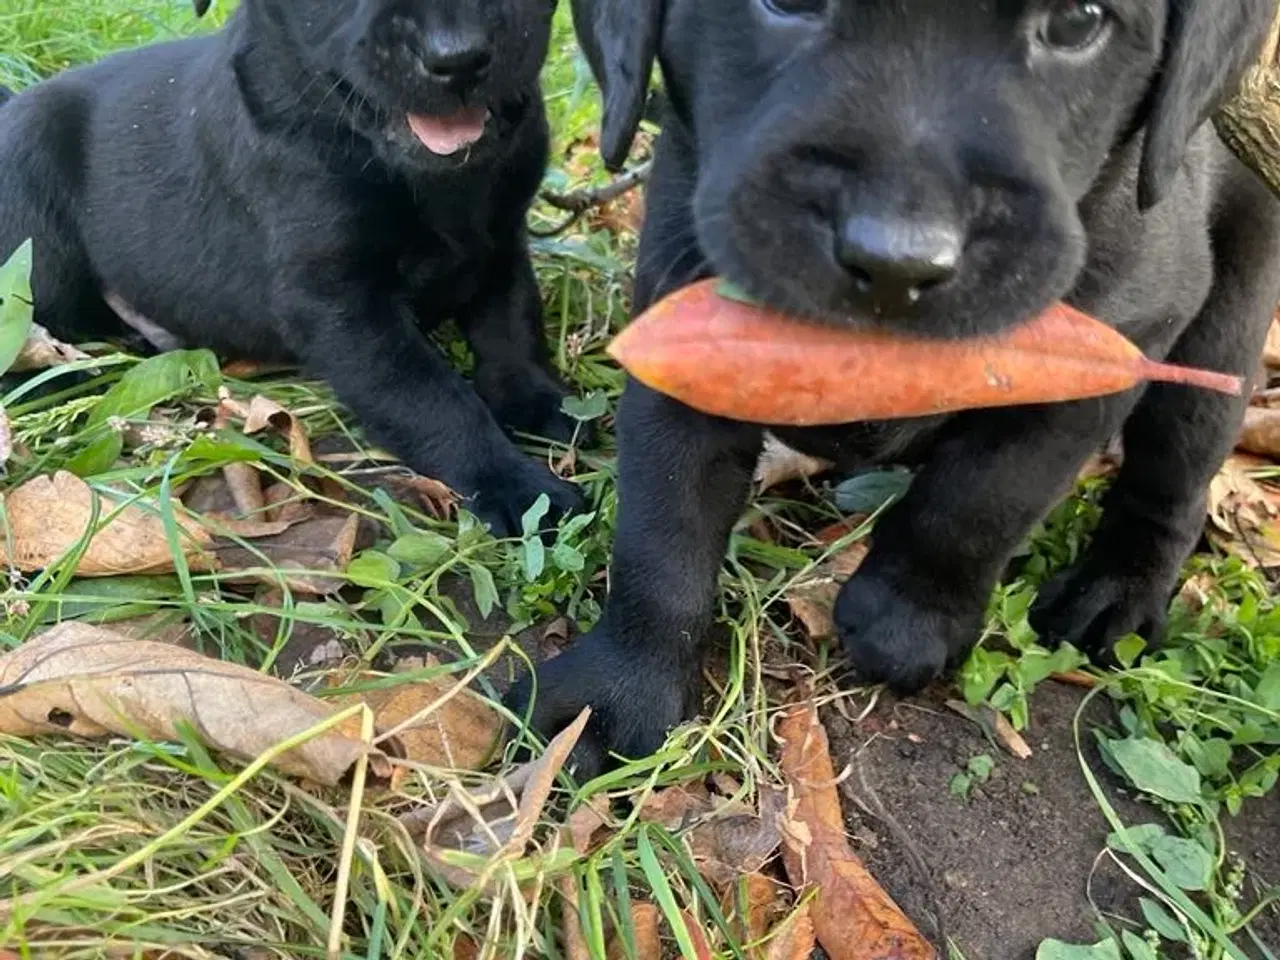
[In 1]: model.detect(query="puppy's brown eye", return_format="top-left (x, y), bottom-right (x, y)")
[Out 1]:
top-left (761, 0), bottom-right (828, 18)
top-left (1039, 1), bottom-right (1110, 51)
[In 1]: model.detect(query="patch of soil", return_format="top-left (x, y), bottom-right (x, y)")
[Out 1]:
top-left (1224, 795), bottom-right (1280, 952)
top-left (824, 682), bottom-right (1279, 960)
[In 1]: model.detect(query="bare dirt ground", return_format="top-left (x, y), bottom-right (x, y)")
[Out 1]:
top-left (827, 682), bottom-right (1279, 960)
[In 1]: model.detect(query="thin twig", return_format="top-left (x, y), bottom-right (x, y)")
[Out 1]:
top-left (530, 160), bottom-right (653, 238)
top-left (540, 160), bottom-right (653, 214)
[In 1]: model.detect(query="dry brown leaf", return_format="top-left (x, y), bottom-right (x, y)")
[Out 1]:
top-left (1176, 571), bottom-right (1219, 615)
top-left (1265, 317), bottom-right (1280, 370)
top-left (606, 902), bottom-right (663, 960)
top-left (1052, 670), bottom-right (1099, 689)
top-left (9, 323), bottom-right (92, 373)
top-left (786, 581), bottom-right (841, 642)
top-left (992, 710), bottom-right (1033, 761)
top-left (944, 700), bottom-right (1032, 760)
top-left (638, 782), bottom-right (783, 889)
top-left (733, 872), bottom-right (789, 958)
top-left (1077, 451), bottom-right (1122, 483)
top-left (244, 395), bottom-right (313, 464)
top-left (451, 938), bottom-right (480, 960)
top-left (783, 540), bottom-right (871, 644)
top-left (0, 405), bottom-right (11, 464)
top-left (777, 697), bottom-right (936, 960)
top-left (223, 462), bottom-right (266, 516)
top-left (680, 911), bottom-right (716, 960)
top-left (763, 904), bottom-right (818, 960)
top-left (0, 622), bottom-right (392, 786)
top-left (1207, 453), bottom-right (1280, 568)
top-left (338, 656), bottom-right (502, 771)
top-left (566, 794), bottom-right (611, 854)
top-left (216, 513), bottom-right (360, 595)
top-left (250, 588), bottom-right (348, 677)
top-left (209, 518), bottom-right (297, 539)
top-left (0, 472), bottom-right (216, 576)
top-left (1238, 406), bottom-right (1280, 459)
top-left (370, 471), bottom-right (461, 520)
top-left (560, 874), bottom-right (590, 960)
top-left (409, 707), bottom-right (590, 889)
top-left (403, 474), bottom-right (461, 520)
top-left (755, 434), bottom-right (834, 493)
top-left (264, 481), bottom-right (317, 526)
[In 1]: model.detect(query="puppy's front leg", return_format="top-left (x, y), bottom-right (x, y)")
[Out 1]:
top-left (462, 244), bottom-right (580, 445)
top-left (283, 286), bottom-right (582, 538)
top-left (506, 381), bottom-right (763, 776)
top-left (1032, 210), bottom-right (1280, 658)
top-left (836, 398), bottom-right (1139, 692)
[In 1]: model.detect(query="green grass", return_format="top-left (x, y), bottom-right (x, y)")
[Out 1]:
top-left (0, 3), bottom-right (1277, 959)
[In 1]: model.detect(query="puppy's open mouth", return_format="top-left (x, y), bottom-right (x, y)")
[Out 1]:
top-left (406, 108), bottom-right (490, 156)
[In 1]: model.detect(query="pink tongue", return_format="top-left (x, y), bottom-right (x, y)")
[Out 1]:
top-left (407, 108), bottom-right (489, 155)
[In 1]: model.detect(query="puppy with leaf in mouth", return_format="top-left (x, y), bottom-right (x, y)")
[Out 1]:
top-left (0, 0), bottom-right (582, 537)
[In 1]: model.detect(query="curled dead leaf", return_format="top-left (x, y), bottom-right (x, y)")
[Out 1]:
top-left (1238, 406), bottom-right (1280, 460)
top-left (394, 473), bottom-right (461, 521)
top-left (1207, 453), bottom-right (1280, 568)
top-left (777, 697), bottom-right (936, 960)
top-left (403, 707), bottom-right (590, 889)
top-left (244, 395), bottom-right (313, 465)
top-left (755, 434), bottom-right (834, 493)
top-left (8, 323), bottom-right (92, 373)
top-left (0, 472), bottom-right (216, 576)
top-left (0, 622), bottom-right (392, 786)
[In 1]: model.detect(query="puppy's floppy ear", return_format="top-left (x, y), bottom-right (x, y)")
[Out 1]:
top-left (193, 0), bottom-right (212, 17)
top-left (1138, 0), bottom-right (1275, 209)
top-left (570, 0), bottom-right (664, 172)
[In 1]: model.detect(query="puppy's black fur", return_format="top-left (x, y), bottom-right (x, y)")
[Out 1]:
top-left (511, 0), bottom-right (1280, 773)
top-left (0, 0), bottom-right (581, 536)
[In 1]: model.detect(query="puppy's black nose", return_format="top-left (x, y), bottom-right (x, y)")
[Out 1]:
top-left (836, 215), bottom-right (963, 308)
top-left (421, 34), bottom-right (492, 88)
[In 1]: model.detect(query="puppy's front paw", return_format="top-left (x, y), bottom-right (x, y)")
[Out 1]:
top-left (505, 630), bottom-right (700, 781)
top-left (834, 572), bottom-right (970, 693)
top-left (1029, 560), bottom-right (1175, 661)
top-left (469, 454), bottom-right (585, 539)
top-left (477, 367), bottom-right (586, 446)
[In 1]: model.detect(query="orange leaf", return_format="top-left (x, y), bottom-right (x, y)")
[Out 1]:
top-left (763, 904), bottom-right (817, 960)
top-left (607, 902), bottom-right (663, 960)
top-left (608, 279), bottom-right (1242, 426)
top-left (680, 911), bottom-right (716, 960)
top-left (776, 697), bottom-right (936, 960)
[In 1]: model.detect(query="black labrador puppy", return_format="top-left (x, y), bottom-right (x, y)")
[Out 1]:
top-left (0, 0), bottom-right (581, 537)
top-left (510, 0), bottom-right (1280, 773)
